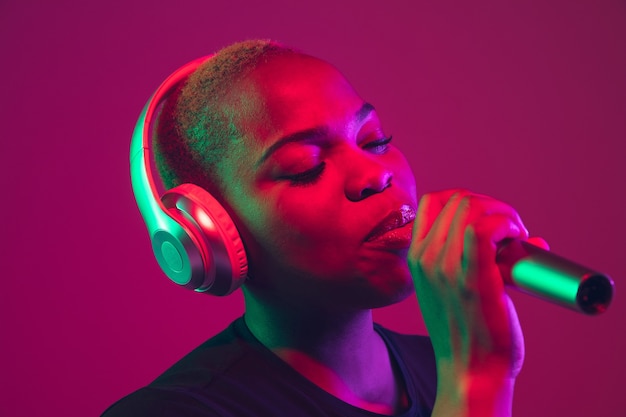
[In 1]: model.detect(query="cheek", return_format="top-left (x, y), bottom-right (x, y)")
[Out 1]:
top-left (390, 152), bottom-right (418, 198)
top-left (273, 189), bottom-right (344, 246)
top-left (266, 186), bottom-right (361, 275)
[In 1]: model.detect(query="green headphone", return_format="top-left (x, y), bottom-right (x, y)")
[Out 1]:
top-left (130, 56), bottom-right (248, 296)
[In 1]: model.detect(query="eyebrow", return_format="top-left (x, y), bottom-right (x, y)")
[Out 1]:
top-left (257, 102), bottom-right (377, 166)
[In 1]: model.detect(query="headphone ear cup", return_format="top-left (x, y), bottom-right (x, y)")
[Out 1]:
top-left (161, 184), bottom-right (248, 296)
top-left (149, 209), bottom-right (211, 291)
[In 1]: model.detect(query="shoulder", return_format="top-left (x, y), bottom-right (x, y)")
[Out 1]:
top-left (102, 318), bottom-right (257, 417)
top-left (150, 318), bottom-right (252, 390)
top-left (101, 387), bottom-right (219, 417)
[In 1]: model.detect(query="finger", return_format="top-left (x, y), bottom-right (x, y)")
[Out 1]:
top-left (526, 236), bottom-right (550, 251)
top-left (462, 213), bottom-right (527, 297)
top-left (460, 217), bottom-right (521, 352)
top-left (413, 189), bottom-right (466, 243)
top-left (444, 196), bottom-right (527, 277)
top-left (465, 195), bottom-right (528, 240)
top-left (410, 190), bottom-right (471, 290)
top-left (505, 295), bottom-right (525, 377)
top-left (424, 191), bottom-right (470, 248)
top-left (434, 193), bottom-right (472, 279)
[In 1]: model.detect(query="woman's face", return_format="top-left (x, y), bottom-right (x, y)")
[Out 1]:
top-left (217, 53), bottom-right (418, 310)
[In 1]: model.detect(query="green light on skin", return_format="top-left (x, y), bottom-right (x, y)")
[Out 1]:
top-left (511, 259), bottom-right (580, 305)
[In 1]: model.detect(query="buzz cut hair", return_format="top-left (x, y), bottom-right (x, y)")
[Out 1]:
top-left (154, 39), bottom-right (296, 194)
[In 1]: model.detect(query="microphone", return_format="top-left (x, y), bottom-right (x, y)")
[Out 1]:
top-left (496, 239), bottom-right (614, 315)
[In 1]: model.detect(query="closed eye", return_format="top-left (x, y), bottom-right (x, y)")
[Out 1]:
top-left (363, 135), bottom-right (392, 154)
top-left (282, 162), bottom-right (327, 186)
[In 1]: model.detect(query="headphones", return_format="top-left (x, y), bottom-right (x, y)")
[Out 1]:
top-left (130, 56), bottom-right (248, 296)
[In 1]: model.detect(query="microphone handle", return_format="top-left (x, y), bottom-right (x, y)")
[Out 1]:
top-left (496, 239), bottom-right (614, 315)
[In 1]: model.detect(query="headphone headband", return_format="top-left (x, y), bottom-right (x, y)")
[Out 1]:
top-left (130, 56), bottom-right (211, 232)
top-left (130, 55), bottom-right (248, 295)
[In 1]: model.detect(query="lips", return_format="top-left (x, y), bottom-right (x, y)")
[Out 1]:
top-left (365, 204), bottom-right (416, 242)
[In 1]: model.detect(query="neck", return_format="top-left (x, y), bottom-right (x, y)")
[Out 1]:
top-left (242, 287), bottom-right (408, 415)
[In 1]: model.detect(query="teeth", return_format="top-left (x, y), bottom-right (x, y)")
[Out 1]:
top-left (399, 205), bottom-right (416, 224)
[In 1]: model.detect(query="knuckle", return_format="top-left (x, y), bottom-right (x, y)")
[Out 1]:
top-left (460, 285), bottom-right (478, 302)
top-left (439, 261), bottom-right (460, 283)
top-left (464, 222), bottom-right (478, 239)
top-left (417, 193), bottom-right (430, 207)
top-left (457, 194), bottom-right (473, 211)
top-left (434, 250), bottom-right (462, 284)
top-left (452, 189), bottom-right (470, 200)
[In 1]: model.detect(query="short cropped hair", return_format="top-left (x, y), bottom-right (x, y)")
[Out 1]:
top-left (154, 39), bottom-right (295, 194)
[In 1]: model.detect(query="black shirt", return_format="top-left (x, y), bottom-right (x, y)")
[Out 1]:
top-left (102, 317), bottom-right (437, 417)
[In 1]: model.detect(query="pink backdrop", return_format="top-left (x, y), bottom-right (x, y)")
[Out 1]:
top-left (1, 1), bottom-right (624, 416)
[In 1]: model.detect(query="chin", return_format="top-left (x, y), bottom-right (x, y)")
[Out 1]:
top-left (370, 281), bottom-right (415, 309)
top-left (352, 266), bottom-right (416, 310)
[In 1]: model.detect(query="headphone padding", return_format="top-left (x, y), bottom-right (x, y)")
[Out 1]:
top-left (161, 183), bottom-right (248, 295)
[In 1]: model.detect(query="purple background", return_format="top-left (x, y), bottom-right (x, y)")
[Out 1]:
top-left (1, 1), bottom-right (624, 416)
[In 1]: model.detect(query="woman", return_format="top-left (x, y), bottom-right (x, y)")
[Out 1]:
top-left (104, 40), bottom-right (540, 417)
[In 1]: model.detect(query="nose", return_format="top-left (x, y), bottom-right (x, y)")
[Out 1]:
top-left (344, 155), bottom-right (393, 202)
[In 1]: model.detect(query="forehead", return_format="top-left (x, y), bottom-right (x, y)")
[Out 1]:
top-left (225, 54), bottom-right (364, 145)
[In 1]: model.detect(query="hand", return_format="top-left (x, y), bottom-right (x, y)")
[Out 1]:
top-left (409, 189), bottom-right (542, 416)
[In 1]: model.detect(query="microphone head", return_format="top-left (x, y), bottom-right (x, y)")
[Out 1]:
top-left (576, 274), bottom-right (614, 315)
